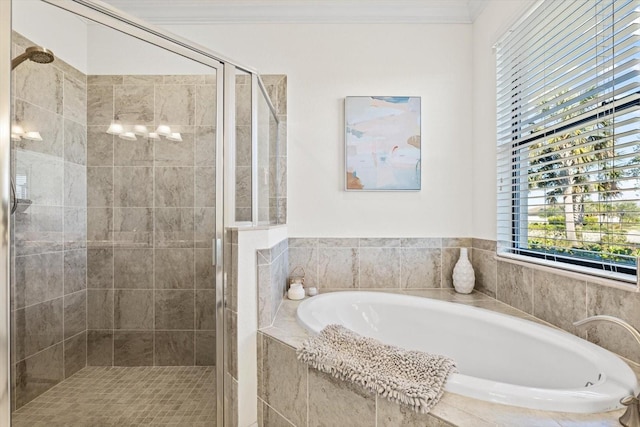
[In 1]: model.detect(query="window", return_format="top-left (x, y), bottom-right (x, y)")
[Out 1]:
top-left (496, 0), bottom-right (640, 283)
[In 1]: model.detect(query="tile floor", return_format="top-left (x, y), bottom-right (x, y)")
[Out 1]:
top-left (12, 366), bottom-right (216, 426)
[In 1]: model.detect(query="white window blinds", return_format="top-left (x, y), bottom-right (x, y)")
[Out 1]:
top-left (496, 0), bottom-right (640, 282)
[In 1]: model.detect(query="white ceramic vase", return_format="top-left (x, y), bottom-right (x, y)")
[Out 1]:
top-left (452, 248), bottom-right (475, 294)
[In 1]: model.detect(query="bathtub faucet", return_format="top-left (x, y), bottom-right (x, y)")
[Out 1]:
top-left (574, 315), bottom-right (640, 427)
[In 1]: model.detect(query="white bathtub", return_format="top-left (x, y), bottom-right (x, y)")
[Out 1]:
top-left (296, 291), bottom-right (640, 413)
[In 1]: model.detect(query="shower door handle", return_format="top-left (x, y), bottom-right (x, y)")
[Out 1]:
top-left (213, 238), bottom-right (222, 267)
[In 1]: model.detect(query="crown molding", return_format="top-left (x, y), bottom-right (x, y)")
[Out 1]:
top-left (103, 0), bottom-right (489, 24)
top-left (467, 0), bottom-right (488, 22)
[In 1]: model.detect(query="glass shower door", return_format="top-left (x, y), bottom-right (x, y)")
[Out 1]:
top-left (3, 1), bottom-right (226, 425)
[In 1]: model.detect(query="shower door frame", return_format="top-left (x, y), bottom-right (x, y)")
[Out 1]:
top-left (0, 1), bottom-right (12, 426)
top-left (0, 0), bottom-right (255, 425)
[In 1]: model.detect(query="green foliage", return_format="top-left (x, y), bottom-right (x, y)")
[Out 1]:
top-left (547, 216), bottom-right (565, 226)
top-left (601, 231), bottom-right (628, 246)
top-left (537, 206), bottom-right (564, 217)
top-left (582, 216), bottom-right (598, 227)
top-left (612, 202), bottom-right (640, 224)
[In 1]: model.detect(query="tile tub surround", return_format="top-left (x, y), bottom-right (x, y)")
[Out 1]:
top-left (287, 236), bottom-right (640, 365)
top-left (288, 237), bottom-right (471, 291)
top-left (86, 74), bottom-right (217, 367)
top-left (258, 289), bottom-right (639, 427)
top-left (471, 238), bottom-right (640, 365)
top-left (11, 31), bottom-right (88, 410)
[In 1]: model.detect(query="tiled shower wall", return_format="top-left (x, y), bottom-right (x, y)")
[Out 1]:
top-left (235, 75), bottom-right (287, 224)
top-left (85, 74), bottom-right (216, 367)
top-left (263, 75), bottom-right (287, 225)
top-left (235, 75), bottom-right (251, 222)
top-left (11, 32), bottom-right (88, 409)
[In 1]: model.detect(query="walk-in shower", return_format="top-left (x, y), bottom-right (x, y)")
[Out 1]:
top-left (1, 0), bottom-right (282, 425)
top-left (5, 0), bottom-right (224, 425)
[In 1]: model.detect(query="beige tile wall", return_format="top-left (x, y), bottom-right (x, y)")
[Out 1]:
top-left (257, 236), bottom-right (640, 426)
top-left (257, 332), bottom-right (452, 427)
top-left (11, 31), bottom-right (88, 410)
top-left (257, 239), bottom-right (289, 328)
top-left (235, 75), bottom-right (252, 222)
top-left (85, 74), bottom-right (216, 367)
top-left (235, 75), bottom-right (287, 224)
top-left (471, 238), bottom-right (640, 365)
top-left (288, 237), bottom-right (472, 290)
top-left (284, 236), bottom-right (640, 366)
top-left (262, 75), bottom-right (287, 225)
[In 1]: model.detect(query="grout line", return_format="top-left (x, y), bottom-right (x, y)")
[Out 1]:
top-left (374, 394), bottom-right (378, 427)
top-left (440, 245), bottom-right (444, 289)
top-left (61, 72), bottom-right (67, 380)
top-left (15, 338), bottom-right (66, 366)
top-left (192, 84), bottom-right (198, 367)
top-left (84, 95), bottom-right (89, 370)
top-left (111, 84), bottom-right (116, 368)
top-left (258, 393), bottom-right (298, 426)
top-left (15, 294), bottom-right (66, 312)
top-left (584, 280), bottom-right (588, 339)
top-left (398, 246), bottom-right (402, 289)
top-left (531, 269), bottom-right (535, 317)
top-left (152, 80), bottom-right (157, 368)
top-left (357, 240), bottom-right (361, 290)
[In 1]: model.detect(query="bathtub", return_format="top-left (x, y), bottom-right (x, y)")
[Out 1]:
top-left (296, 291), bottom-right (640, 413)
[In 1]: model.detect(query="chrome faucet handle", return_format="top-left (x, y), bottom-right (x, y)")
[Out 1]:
top-left (619, 394), bottom-right (640, 427)
top-left (573, 315), bottom-right (640, 348)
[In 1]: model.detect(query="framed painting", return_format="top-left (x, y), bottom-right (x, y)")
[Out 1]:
top-left (345, 96), bottom-right (421, 191)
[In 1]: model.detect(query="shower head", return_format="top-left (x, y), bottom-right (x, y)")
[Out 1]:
top-left (11, 46), bottom-right (55, 70)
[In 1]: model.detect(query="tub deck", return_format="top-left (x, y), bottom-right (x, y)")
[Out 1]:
top-left (258, 289), bottom-right (640, 427)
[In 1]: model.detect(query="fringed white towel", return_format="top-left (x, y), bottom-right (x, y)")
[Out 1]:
top-left (297, 324), bottom-right (456, 414)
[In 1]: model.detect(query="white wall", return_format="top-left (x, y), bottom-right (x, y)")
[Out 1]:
top-left (12, 0), bottom-right (88, 73)
top-left (14, 0), bottom-right (214, 75)
top-left (14, 1), bottom-right (543, 240)
top-left (167, 23), bottom-right (474, 238)
top-left (86, 23), bottom-right (214, 75)
top-left (471, 0), bottom-right (536, 239)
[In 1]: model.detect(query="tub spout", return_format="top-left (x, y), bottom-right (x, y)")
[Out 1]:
top-left (620, 395), bottom-right (640, 427)
top-left (574, 315), bottom-right (640, 427)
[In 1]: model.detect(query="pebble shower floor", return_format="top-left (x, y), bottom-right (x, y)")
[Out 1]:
top-left (12, 366), bottom-right (216, 426)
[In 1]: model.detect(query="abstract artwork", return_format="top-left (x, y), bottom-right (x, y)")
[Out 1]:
top-left (345, 96), bottom-right (421, 191)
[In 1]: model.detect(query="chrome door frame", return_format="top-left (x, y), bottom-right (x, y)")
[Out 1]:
top-left (0, 1), bottom-right (12, 425)
top-left (4, 1), bottom-right (240, 424)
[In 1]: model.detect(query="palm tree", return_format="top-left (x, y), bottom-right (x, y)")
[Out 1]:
top-left (527, 90), bottom-right (620, 248)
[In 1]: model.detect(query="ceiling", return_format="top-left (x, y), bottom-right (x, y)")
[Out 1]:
top-left (101, 0), bottom-right (488, 24)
